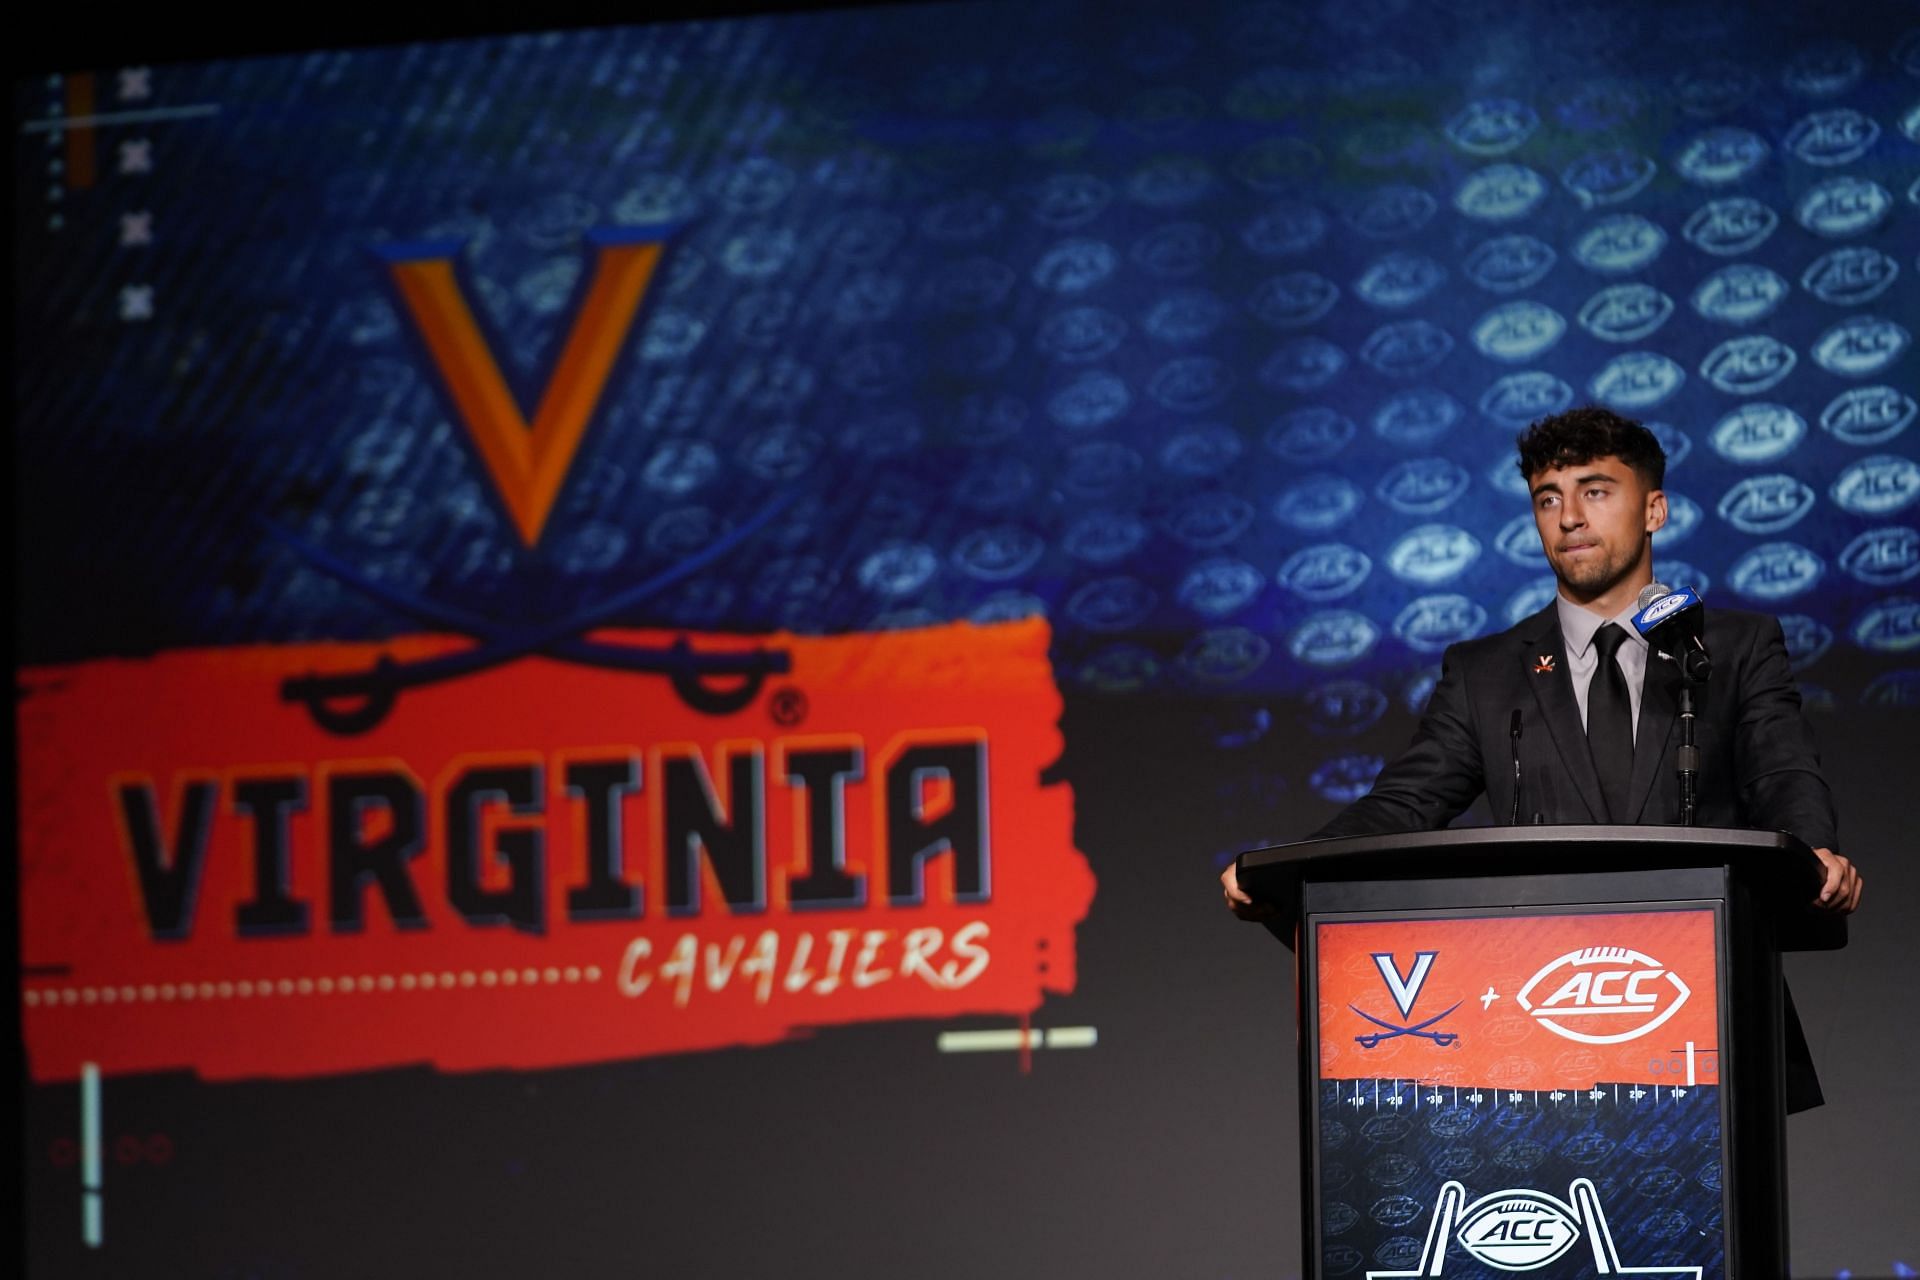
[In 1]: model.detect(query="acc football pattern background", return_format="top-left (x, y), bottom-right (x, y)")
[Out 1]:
top-left (15, 2), bottom-right (1920, 763)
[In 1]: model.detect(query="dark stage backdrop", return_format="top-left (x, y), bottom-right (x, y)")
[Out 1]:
top-left (13, 1), bottom-right (1919, 1275)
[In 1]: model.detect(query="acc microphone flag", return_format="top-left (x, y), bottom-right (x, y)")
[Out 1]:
top-left (18, 617), bottom-right (1093, 1083)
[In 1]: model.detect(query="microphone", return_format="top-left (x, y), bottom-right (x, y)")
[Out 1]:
top-left (1631, 581), bottom-right (1710, 826)
top-left (1508, 709), bottom-right (1523, 826)
top-left (1632, 580), bottom-right (1708, 672)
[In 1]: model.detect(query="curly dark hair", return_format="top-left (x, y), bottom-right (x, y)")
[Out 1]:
top-left (1515, 406), bottom-right (1666, 489)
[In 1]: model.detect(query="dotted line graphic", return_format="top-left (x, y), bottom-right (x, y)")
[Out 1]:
top-left (22, 965), bottom-right (604, 1007)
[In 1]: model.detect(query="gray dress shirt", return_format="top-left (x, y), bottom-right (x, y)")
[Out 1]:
top-left (1554, 594), bottom-right (1650, 743)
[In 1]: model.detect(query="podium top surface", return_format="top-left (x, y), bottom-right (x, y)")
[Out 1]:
top-left (1240, 823), bottom-right (1805, 876)
top-left (1235, 824), bottom-right (1840, 949)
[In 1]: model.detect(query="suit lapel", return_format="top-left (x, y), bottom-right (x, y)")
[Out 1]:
top-left (1626, 645), bottom-right (1681, 822)
top-left (1520, 605), bottom-right (1604, 822)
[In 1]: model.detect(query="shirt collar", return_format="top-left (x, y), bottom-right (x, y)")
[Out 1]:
top-left (1555, 593), bottom-right (1649, 659)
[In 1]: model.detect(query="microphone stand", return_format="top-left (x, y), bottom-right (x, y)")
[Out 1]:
top-left (1508, 710), bottom-right (1523, 826)
top-left (1676, 641), bottom-right (1711, 826)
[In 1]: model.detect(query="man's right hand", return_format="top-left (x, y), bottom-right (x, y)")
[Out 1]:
top-left (1221, 859), bottom-right (1277, 921)
top-left (1810, 847), bottom-right (1863, 914)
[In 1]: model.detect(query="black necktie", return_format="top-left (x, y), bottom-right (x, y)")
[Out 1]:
top-left (1588, 623), bottom-right (1635, 822)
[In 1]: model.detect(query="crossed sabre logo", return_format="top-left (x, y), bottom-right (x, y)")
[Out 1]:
top-left (1351, 951), bottom-right (1461, 1048)
top-left (271, 227), bottom-right (791, 734)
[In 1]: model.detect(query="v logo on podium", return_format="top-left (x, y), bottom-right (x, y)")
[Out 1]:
top-left (1351, 951), bottom-right (1459, 1049)
top-left (1372, 950), bottom-right (1438, 1017)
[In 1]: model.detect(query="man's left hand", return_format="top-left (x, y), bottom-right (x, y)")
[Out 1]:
top-left (1811, 847), bottom-right (1862, 913)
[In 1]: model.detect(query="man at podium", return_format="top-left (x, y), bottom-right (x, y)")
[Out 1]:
top-left (1221, 406), bottom-right (1861, 1107)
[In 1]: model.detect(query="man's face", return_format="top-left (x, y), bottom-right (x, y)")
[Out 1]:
top-left (1528, 454), bottom-right (1667, 605)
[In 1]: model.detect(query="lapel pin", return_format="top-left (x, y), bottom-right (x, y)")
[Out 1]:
top-left (1533, 654), bottom-right (1556, 674)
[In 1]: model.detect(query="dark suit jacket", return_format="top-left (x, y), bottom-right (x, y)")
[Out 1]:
top-left (1313, 601), bottom-right (1839, 1110)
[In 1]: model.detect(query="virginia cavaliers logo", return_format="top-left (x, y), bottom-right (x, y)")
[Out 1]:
top-left (384, 228), bottom-right (663, 547)
top-left (266, 225), bottom-right (792, 734)
top-left (1351, 951), bottom-right (1461, 1048)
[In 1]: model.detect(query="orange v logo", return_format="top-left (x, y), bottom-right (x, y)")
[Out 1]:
top-left (384, 229), bottom-right (667, 547)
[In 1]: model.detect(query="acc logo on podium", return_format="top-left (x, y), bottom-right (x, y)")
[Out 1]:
top-left (1456, 1192), bottom-right (1579, 1269)
top-left (1516, 946), bottom-right (1690, 1044)
top-left (1364, 1178), bottom-right (1704, 1279)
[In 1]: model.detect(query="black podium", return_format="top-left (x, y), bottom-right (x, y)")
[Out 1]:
top-left (1236, 826), bottom-right (1840, 1280)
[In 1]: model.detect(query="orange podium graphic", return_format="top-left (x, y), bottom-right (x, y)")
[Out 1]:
top-left (1316, 909), bottom-right (1720, 1092)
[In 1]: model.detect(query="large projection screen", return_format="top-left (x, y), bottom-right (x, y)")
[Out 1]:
top-left (14, 2), bottom-right (1918, 1275)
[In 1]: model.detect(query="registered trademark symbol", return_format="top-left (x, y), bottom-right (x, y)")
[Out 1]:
top-left (769, 688), bottom-right (808, 727)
